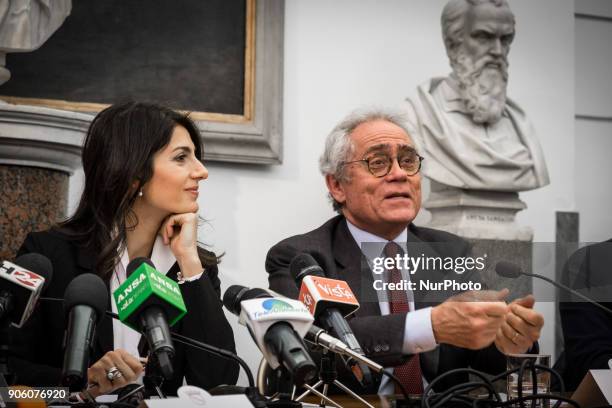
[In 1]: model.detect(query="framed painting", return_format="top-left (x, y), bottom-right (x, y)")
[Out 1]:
top-left (0, 0), bottom-right (284, 164)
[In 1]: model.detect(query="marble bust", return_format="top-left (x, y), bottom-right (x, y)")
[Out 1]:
top-left (405, 0), bottom-right (549, 192)
top-left (0, 0), bottom-right (71, 84)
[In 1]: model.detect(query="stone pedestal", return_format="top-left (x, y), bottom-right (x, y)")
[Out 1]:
top-left (425, 181), bottom-right (533, 241)
top-left (0, 102), bottom-right (91, 259)
top-left (0, 165), bottom-right (68, 259)
top-left (424, 180), bottom-right (534, 300)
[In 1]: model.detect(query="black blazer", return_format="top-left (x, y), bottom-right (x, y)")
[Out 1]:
top-left (266, 215), bottom-right (507, 393)
top-left (560, 239), bottom-right (612, 391)
top-left (9, 228), bottom-right (239, 395)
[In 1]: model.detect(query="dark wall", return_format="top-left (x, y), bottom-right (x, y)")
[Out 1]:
top-left (1, 0), bottom-right (247, 115)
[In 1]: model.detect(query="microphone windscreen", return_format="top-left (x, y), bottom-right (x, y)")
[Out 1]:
top-left (14, 253), bottom-right (53, 292)
top-left (242, 288), bottom-right (271, 301)
top-left (223, 285), bottom-right (249, 315)
top-left (495, 261), bottom-right (522, 278)
top-left (63, 273), bottom-right (109, 322)
top-left (126, 257), bottom-right (155, 277)
top-left (290, 253), bottom-right (325, 285)
top-left (222, 286), bottom-right (270, 315)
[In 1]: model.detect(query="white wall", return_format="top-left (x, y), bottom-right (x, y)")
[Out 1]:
top-left (67, 0), bottom-right (577, 384)
top-left (575, 12), bottom-right (612, 243)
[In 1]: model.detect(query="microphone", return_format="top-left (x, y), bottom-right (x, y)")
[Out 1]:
top-left (290, 253), bottom-right (373, 387)
top-left (306, 325), bottom-right (383, 373)
top-left (495, 261), bottom-right (612, 317)
top-left (105, 310), bottom-right (257, 389)
top-left (0, 253), bottom-right (53, 327)
top-left (113, 257), bottom-right (186, 380)
top-left (62, 273), bottom-right (108, 391)
top-left (222, 285), bottom-right (317, 386)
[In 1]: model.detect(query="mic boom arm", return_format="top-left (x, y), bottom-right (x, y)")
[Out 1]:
top-left (524, 271), bottom-right (612, 317)
top-left (104, 310), bottom-right (255, 387)
top-left (306, 325), bottom-right (383, 373)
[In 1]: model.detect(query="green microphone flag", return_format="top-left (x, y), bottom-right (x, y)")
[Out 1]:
top-left (114, 262), bottom-right (187, 330)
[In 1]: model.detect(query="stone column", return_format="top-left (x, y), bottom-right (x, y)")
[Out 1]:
top-left (0, 102), bottom-right (91, 260)
top-left (424, 180), bottom-right (534, 299)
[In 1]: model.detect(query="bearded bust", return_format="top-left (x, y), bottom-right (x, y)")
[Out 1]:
top-left (404, 0), bottom-right (549, 192)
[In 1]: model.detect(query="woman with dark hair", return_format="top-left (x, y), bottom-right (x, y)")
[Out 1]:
top-left (10, 101), bottom-right (239, 398)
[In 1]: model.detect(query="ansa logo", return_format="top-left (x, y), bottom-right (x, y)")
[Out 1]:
top-left (262, 299), bottom-right (294, 313)
top-left (13, 270), bottom-right (42, 288)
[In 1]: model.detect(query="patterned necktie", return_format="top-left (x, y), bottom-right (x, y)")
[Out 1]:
top-left (384, 241), bottom-right (424, 395)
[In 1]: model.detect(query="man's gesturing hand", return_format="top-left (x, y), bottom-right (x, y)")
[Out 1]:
top-left (495, 295), bottom-right (544, 354)
top-left (431, 289), bottom-right (510, 350)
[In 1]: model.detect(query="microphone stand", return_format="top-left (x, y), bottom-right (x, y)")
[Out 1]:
top-left (172, 331), bottom-right (306, 408)
top-left (113, 354), bottom-right (166, 406)
top-left (0, 317), bottom-right (15, 408)
top-left (169, 331), bottom-right (255, 388)
top-left (522, 271), bottom-right (612, 317)
top-left (259, 365), bottom-right (302, 408)
top-left (305, 327), bottom-right (413, 405)
top-left (294, 349), bottom-right (375, 408)
top-left (104, 311), bottom-right (268, 406)
top-left (0, 317), bottom-right (14, 386)
top-left (104, 311), bottom-right (256, 387)
top-left (142, 353), bottom-right (166, 400)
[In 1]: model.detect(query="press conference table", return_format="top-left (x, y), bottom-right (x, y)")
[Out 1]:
top-left (301, 394), bottom-right (399, 408)
top-left (301, 393), bottom-right (577, 407)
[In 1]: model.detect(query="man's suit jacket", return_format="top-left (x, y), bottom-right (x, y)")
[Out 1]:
top-left (266, 215), bottom-right (506, 393)
top-left (9, 228), bottom-right (239, 394)
top-left (560, 239), bottom-right (612, 391)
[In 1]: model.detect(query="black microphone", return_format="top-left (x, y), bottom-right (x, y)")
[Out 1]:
top-left (495, 261), bottom-right (612, 317)
top-left (0, 253), bottom-right (53, 327)
top-left (62, 273), bottom-right (108, 391)
top-left (222, 285), bottom-right (317, 386)
top-left (123, 257), bottom-right (177, 380)
top-left (290, 253), bottom-right (373, 388)
top-left (0, 253), bottom-right (53, 385)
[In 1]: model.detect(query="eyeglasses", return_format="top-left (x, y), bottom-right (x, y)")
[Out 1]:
top-left (340, 151), bottom-right (424, 178)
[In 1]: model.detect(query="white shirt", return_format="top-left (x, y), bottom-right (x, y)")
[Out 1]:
top-left (109, 235), bottom-right (202, 358)
top-left (345, 220), bottom-right (437, 395)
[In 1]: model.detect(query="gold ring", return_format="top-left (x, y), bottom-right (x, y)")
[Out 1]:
top-left (513, 331), bottom-right (520, 341)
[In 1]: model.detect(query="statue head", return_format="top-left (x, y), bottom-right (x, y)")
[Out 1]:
top-left (441, 0), bottom-right (515, 124)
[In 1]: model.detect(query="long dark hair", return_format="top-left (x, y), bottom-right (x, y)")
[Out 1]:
top-left (59, 101), bottom-right (217, 281)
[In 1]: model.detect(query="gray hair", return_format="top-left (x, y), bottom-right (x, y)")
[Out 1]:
top-left (441, 0), bottom-right (514, 54)
top-left (319, 107), bottom-right (414, 212)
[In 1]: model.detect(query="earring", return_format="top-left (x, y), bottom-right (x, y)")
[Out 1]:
top-left (138, 190), bottom-right (143, 197)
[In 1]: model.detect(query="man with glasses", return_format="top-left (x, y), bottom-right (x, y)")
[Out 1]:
top-left (266, 108), bottom-right (543, 395)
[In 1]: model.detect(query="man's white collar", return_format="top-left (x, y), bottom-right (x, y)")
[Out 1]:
top-left (345, 219), bottom-right (408, 258)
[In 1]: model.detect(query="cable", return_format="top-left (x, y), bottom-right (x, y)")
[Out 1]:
top-left (420, 364), bottom-right (579, 408)
top-left (105, 311), bottom-right (255, 388)
top-left (380, 370), bottom-right (411, 402)
top-left (428, 381), bottom-right (496, 407)
top-left (170, 332), bottom-right (255, 388)
top-left (422, 367), bottom-right (502, 408)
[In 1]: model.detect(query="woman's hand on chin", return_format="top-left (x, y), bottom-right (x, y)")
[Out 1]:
top-left (160, 212), bottom-right (203, 277)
